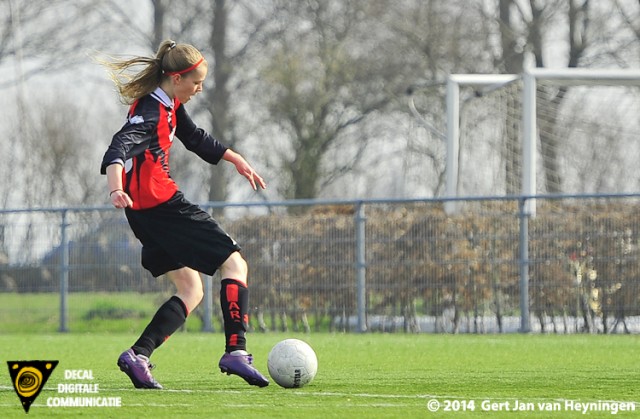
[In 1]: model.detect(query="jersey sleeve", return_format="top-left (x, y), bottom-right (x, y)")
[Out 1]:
top-left (174, 104), bottom-right (228, 165)
top-left (100, 100), bottom-right (159, 174)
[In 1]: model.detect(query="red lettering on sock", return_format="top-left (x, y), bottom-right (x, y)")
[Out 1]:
top-left (226, 284), bottom-right (239, 302)
top-left (229, 334), bottom-right (238, 347)
top-left (230, 311), bottom-right (241, 321)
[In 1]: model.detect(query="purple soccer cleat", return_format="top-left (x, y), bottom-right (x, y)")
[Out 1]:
top-left (219, 350), bottom-right (269, 387)
top-left (117, 348), bottom-right (163, 389)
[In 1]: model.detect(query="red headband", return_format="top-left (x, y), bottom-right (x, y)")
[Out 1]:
top-left (164, 57), bottom-right (204, 76)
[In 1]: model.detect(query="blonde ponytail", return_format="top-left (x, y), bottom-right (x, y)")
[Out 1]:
top-left (100, 40), bottom-right (206, 104)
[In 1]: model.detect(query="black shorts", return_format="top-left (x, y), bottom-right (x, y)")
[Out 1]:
top-left (125, 191), bottom-right (241, 277)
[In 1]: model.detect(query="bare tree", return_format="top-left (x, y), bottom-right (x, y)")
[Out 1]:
top-left (0, 0), bottom-right (142, 208)
top-left (0, 0), bottom-right (142, 88)
top-left (613, 0), bottom-right (640, 62)
top-left (13, 94), bottom-right (105, 207)
top-left (383, 1), bottom-right (497, 196)
top-left (252, 1), bottom-right (412, 199)
top-left (203, 1), bottom-right (277, 202)
top-left (484, 0), bottom-right (592, 193)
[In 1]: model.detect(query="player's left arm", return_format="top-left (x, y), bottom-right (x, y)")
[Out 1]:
top-left (174, 103), bottom-right (228, 164)
top-left (175, 103), bottom-right (265, 190)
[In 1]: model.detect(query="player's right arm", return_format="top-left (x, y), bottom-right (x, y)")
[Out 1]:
top-left (101, 98), bottom-right (157, 208)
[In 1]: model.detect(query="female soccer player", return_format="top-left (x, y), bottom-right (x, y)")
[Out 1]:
top-left (100, 40), bottom-right (269, 389)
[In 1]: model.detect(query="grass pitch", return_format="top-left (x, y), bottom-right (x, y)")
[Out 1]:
top-left (0, 333), bottom-right (638, 418)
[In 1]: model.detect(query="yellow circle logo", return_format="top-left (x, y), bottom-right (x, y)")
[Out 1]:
top-left (14, 366), bottom-right (43, 398)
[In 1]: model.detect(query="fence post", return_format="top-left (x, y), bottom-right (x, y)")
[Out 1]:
top-left (202, 275), bottom-right (214, 332)
top-left (355, 202), bottom-right (367, 333)
top-left (59, 210), bottom-right (69, 333)
top-left (518, 199), bottom-right (531, 333)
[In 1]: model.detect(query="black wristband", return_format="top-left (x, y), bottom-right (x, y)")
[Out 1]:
top-left (109, 189), bottom-right (123, 197)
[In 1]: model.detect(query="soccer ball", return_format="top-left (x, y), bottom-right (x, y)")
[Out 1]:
top-left (267, 339), bottom-right (318, 388)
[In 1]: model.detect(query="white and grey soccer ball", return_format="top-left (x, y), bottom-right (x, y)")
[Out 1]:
top-left (267, 339), bottom-right (318, 388)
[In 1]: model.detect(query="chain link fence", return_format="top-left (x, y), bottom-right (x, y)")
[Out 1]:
top-left (2, 195), bottom-right (639, 334)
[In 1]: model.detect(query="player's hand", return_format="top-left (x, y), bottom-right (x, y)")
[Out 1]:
top-left (236, 162), bottom-right (267, 191)
top-left (225, 150), bottom-right (267, 190)
top-left (110, 189), bottom-right (133, 209)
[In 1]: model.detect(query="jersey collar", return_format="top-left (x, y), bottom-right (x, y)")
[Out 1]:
top-left (150, 87), bottom-right (175, 109)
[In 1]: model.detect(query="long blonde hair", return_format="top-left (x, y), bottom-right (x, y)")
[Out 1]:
top-left (101, 40), bottom-right (206, 104)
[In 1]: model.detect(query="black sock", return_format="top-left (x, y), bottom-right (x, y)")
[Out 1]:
top-left (132, 296), bottom-right (188, 358)
top-left (220, 279), bottom-right (248, 353)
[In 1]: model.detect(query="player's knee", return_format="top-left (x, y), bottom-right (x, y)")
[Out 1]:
top-left (169, 270), bottom-right (205, 310)
top-left (221, 252), bottom-right (248, 284)
top-left (192, 283), bottom-right (204, 303)
top-left (182, 283), bottom-right (204, 313)
top-left (229, 251), bottom-right (248, 272)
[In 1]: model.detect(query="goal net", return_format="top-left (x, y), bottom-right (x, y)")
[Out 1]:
top-left (447, 69), bottom-right (640, 201)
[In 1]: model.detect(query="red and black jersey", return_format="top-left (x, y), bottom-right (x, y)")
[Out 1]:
top-left (101, 88), bottom-right (228, 210)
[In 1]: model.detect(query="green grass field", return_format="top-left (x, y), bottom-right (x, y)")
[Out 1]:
top-left (1, 333), bottom-right (638, 418)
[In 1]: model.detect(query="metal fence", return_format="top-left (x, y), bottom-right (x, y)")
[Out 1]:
top-left (2, 194), bottom-right (640, 334)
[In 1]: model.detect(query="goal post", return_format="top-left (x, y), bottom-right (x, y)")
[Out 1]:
top-left (445, 74), bottom-right (519, 214)
top-left (522, 68), bottom-right (640, 215)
